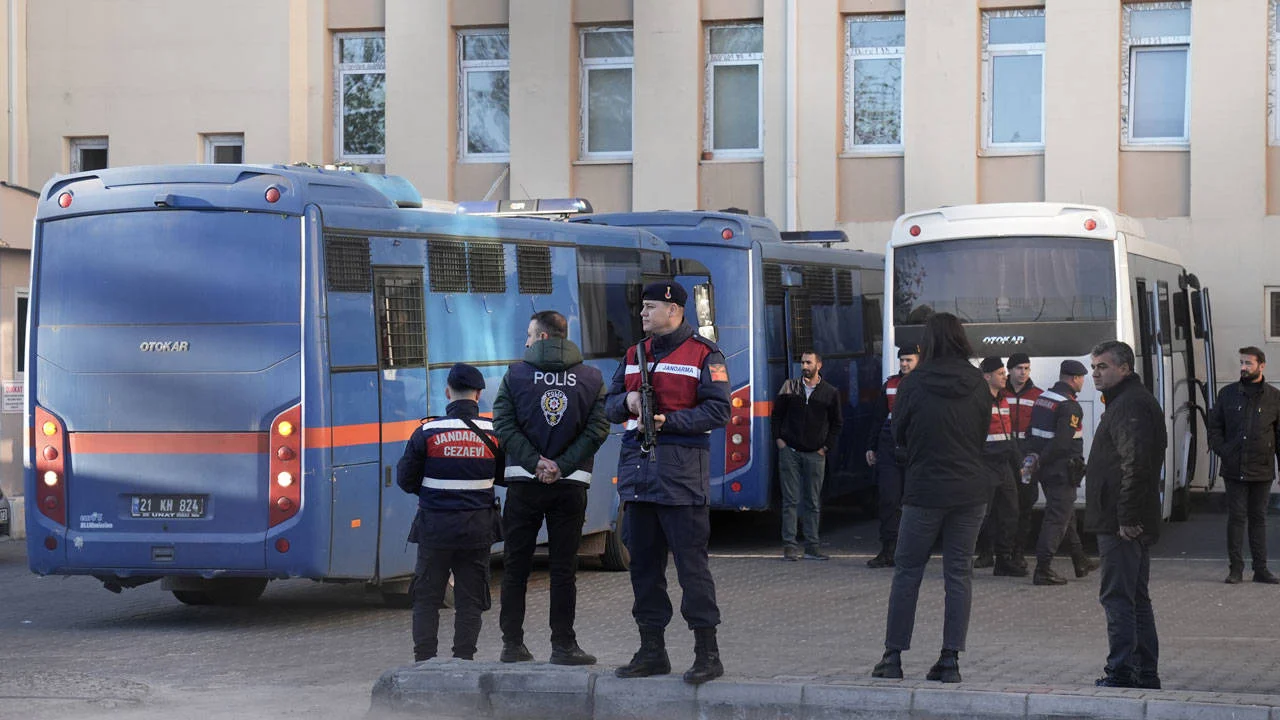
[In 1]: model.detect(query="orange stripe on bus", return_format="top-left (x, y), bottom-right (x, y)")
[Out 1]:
top-left (69, 432), bottom-right (269, 455)
top-left (753, 401), bottom-right (773, 417)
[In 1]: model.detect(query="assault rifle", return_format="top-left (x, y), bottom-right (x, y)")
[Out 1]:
top-left (635, 339), bottom-right (658, 454)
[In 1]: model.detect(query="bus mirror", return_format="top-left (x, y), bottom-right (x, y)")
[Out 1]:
top-left (698, 325), bottom-right (718, 342)
top-left (693, 283), bottom-right (715, 328)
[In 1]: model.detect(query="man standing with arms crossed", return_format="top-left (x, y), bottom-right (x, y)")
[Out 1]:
top-left (1085, 340), bottom-right (1166, 689)
top-left (493, 310), bottom-right (609, 665)
top-left (866, 345), bottom-right (920, 568)
top-left (1005, 353), bottom-right (1042, 570)
top-left (1207, 346), bottom-right (1280, 584)
top-left (606, 281), bottom-right (731, 685)
top-left (772, 350), bottom-right (843, 562)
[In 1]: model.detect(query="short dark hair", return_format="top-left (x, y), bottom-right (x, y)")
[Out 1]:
top-left (530, 310), bottom-right (568, 339)
top-left (1240, 346), bottom-right (1267, 364)
top-left (922, 312), bottom-right (973, 362)
top-left (801, 350), bottom-right (823, 363)
top-left (1091, 340), bottom-right (1135, 372)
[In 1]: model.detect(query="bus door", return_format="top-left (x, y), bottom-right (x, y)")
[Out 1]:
top-left (372, 266), bottom-right (429, 582)
top-left (1135, 278), bottom-right (1174, 513)
top-left (1191, 282), bottom-right (1219, 485)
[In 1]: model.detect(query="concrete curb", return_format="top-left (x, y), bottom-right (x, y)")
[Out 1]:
top-left (368, 662), bottom-right (1280, 720)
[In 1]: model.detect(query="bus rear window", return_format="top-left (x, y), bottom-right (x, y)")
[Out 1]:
top-left (893, 236), bottom-right (1115, 325)
top-left (577, 248), bottom-right (669, 359)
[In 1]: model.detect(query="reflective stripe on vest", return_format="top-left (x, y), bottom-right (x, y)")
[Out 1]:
top-left (885, 375), bottom-right (903, 418)
top-left (423, 477), bottom-right (494, 490)
top-left (987, 397), bottom-right (1013, 443)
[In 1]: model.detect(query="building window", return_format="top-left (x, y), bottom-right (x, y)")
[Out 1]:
top-left (844, 15), bottom-right (905, 152)
top-left (69, 137), bottom-right (108, 173)
top-left (580, 28), bottom-right (634, 158)
top-left (1122, 2), bottom-right (1191, 147)
top-left (15, 289), bottom-right (27, 376)
top-left (1267, 287), bottom-right (1280, 342)
top-left (981, 10), bottom-right (1044, 151)
top-left (459, 29), bottom-right (510, 160)
top-left (203, 134), bottom-right (244, 164)
top-left (334, 32), bottom-right (386, 161)
top-left (705, 23), bottom-right (764, 156)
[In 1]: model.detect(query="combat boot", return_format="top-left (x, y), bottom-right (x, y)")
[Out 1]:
top-left (993, 555), bottom-right (1029, 577)
top-left (682, 627), bottom-right (724, 684)
top-left (1072, 553), bottom-right (1100, 578)
top-left (926, 648), bottom-right (961, 683)
top-left (974, 549), bottom-right (995, 569)
top-left (867, 541), bottom-right (895, 568)
top-left (1033, 561), bottom-right (1068, 586)
top-left (615, 626), bottom-right (671, 679)
top-left (871, 649), bottom-right (903, 679)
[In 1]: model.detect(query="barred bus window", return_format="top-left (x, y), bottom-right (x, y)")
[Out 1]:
top-left (516, 244), bottom-right (553, 294)
top-left (789, 293), bottom-right (814, 359)
top-left (763, 263), bottom-right (784, 305)
top-left (468, 241), bottom-right (507, 294)
top-left (805, 266), bottom-right (836, 305)
top-left (428, 238), bottom-right (469, 293)
top-left (324, 236), bottom-right (372, 293)
top-left (837, 269), bottom-right (855, 305)
top-left (376, 272), bottom-right (426, 368)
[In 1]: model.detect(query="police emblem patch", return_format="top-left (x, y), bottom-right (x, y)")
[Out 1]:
top-left (541, 389), bottom-right (568, 427)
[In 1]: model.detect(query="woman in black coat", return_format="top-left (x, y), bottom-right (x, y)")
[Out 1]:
top-left (872, 312), bottom-right (992, 683)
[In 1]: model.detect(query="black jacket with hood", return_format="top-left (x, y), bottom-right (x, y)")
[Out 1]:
top-left (892, 357), bottom-right (991, 508)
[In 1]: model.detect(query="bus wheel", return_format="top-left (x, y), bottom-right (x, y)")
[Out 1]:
top-left (1171, 486), bottom-right (1192, 522)
top-left (600, 507), bottom-right (630, 572)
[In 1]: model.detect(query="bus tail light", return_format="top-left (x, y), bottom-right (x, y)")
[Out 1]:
top-left (269, 404), bottom-right (302, 528)
top-left (34, 407), bottom-right (68, 526)
top-left (725, 385), bottom-right (751, 478)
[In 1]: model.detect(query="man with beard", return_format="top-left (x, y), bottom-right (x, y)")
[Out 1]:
top-left (1208, 346), bottom-right (1280, 585)
top-left (772, 351), bottom-right (844, 561)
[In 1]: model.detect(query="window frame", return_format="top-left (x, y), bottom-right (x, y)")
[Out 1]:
top-left (203, 133), bottom-right (245, 164)
top-left (1121, 2), bottom-right (1192, 149)
top-left (980, 9), bottom-right (1045, 155)
top-left (704, 22), bottom-right (765, 159)
top-left (333, 31), bottom-right (387, 163)
top-left (15, 288), bottom-right (27, 378)
top-left (69, 136), bottom-right (108, 173)
top-left (580, 27), bottom-right (635, 161)
top-left (1266, 286), bottom-right (1280, 343)
top-left (843, 14), bottom-right (906, 155)
top-left (458, 28), bottom-right (512, 163)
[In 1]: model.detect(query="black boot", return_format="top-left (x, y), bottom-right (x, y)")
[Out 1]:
top-left (993, 555), bottom-right (1029, 577)
top-left (974, 549), bottom-right (995, 569)
top-left (1072, 554), bottom-right (1100, 578)
top-left (550, 642), bottom-right (597, 666)
top-left (867, 541), bottom-right (896, 568)
top-left (1033, 561), bottom-right (1068, 586)
top-left (871, 649), bottom-right (903, 679)
top-left (926, 648), bottom-right (961, 683)
top-left (615, 626), bottom-right (671, 679)
top-left (683, 627), bottom-right (724, 684)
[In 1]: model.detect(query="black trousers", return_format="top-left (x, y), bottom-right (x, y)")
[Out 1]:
top-left (875, 429), bottom-right (904, 544)
top-left (625, 502), bottom-right (721, 630)
top-left (1036, 477), bottom-right (1083, 564)
top-left (976, 458), bottom-right (1020, 557)
top-left (412, 545), bottom-right (490, 661)
top-left (499, 481), bottom-right (588, 647)
top-left (1225, 479), bottom-right (1272, 573)
top-left (1098, 534), bottom-right (1159, 683)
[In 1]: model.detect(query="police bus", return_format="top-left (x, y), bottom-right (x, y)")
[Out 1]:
top-left (25, 164), bottom-right (667, 605)
top-left (885, 202), bottom-right (1216, 520)
top-left (571, 211), bottom-right (885, 512)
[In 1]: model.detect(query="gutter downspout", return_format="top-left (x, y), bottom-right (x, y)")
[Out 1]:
top-left (784, 0), bottom-right (798, 231)
top-left (7, 0), bottom-right (15, 183)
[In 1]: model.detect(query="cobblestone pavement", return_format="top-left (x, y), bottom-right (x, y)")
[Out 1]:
top-left (3, 501), bottom-right (1279, 719)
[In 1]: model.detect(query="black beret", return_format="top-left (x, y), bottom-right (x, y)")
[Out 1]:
top-left (1060, 359), bottom-right (1089, 377)
top-left (446, 362), bottom-right (485, 391)
top-left (641, 281), bottom-right (688, 306)
top-left (979, 356), bottom-right (1004, 374)
top-left (897, 344), bottom-right (921, 358)
top-left (1006, 353), bottom-right (1031, 369)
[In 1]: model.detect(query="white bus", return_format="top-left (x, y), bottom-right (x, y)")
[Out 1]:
top-left (884, 203), bottom-right (1217, 520)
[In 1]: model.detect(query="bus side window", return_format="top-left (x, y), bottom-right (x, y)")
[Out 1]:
top-left (693, 282), bottom-right (717, 342)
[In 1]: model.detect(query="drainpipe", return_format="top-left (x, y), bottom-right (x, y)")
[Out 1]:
top-left (7, 0), bottom-right (15, 183)
top-left (784, 0), bottom-right (797, 231)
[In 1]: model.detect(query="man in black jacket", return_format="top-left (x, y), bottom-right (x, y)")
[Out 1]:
top-left (1208, 346), bottom-right (1280, 585)
top-left (1084, 341), bottom-right (1166, 689)
top-left (772, 351), bottom-right (844, 561)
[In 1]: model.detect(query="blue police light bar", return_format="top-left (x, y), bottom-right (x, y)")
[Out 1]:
top-left (779, 230), bottom-right (849, 245)
top-left (455, 198), bottom-right (594, 218)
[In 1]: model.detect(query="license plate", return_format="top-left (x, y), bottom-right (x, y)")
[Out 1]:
top-left (130, 494), bottom-right (207, 519)
top-left (0, 506), bottom-right (8, 523)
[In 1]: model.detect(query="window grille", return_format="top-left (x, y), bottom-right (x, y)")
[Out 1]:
top-left (517, 244), bottom-right (553, 294)
top-left (764, 263), bottom-right (784, 305)
top-left (837, 269), bottom-right (855, 306)
top-left (805, 267), bottom-right (836, 305)
top-left (428, 239), bottom-right (469, 293)
top-left (376, 272), bottom-right (425, 368)
top-left (324, 236), bottom-right (371, 292)
top-left (468, 241), bottom-right (507, 293)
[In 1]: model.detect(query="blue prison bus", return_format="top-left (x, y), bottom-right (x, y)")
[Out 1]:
top-left (572, 211), bottom-right (885, 511)
top-left (25, 164), bottom-right (669, 605)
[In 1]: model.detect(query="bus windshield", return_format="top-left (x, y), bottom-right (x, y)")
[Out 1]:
top-left (893, 236), bottom-right (1116, 325)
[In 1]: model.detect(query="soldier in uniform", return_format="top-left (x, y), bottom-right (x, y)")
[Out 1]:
top-left (975, 357), bottom-right (1026, 577)
top-left (493, 310), bottom-right (609, 665)
top-left (395, 363), bottom-right (500, 663)
top-left (605, 281), bottom-right (731, 685)
top-left (1004, 353), bottom-right (1042, 571)
top-left (1024, 360), bottom-right (1099, 586)
top-left (866, 344), bottom-right (921, 568)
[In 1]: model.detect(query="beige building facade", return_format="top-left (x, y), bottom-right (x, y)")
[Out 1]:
top-left (0, 0), bottom-right (1277, 497)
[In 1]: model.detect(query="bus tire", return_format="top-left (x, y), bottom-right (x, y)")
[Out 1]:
top-left (1171, 485), bottom-right (1192, 522)
top-left (600, 507), bottom-right (630, 572)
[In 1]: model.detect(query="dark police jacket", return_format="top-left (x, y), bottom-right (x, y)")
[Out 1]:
top-left (1207, 377), bottom-right (1280, 483)
top-left (771, 376), bottom-right (843, 454)
top-left (1024, 381), bottom-right (1085, 486)
top-left (395, 399), bottom-right (498, 550)
top-left (892, 357), bottom-right (990, 509)
top-left (1084, 374), bottom-right (1167, 540)
top-left (605, 322), bottom-right (731, 506)
top-left (493, 337), bottom-right (608, 486)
